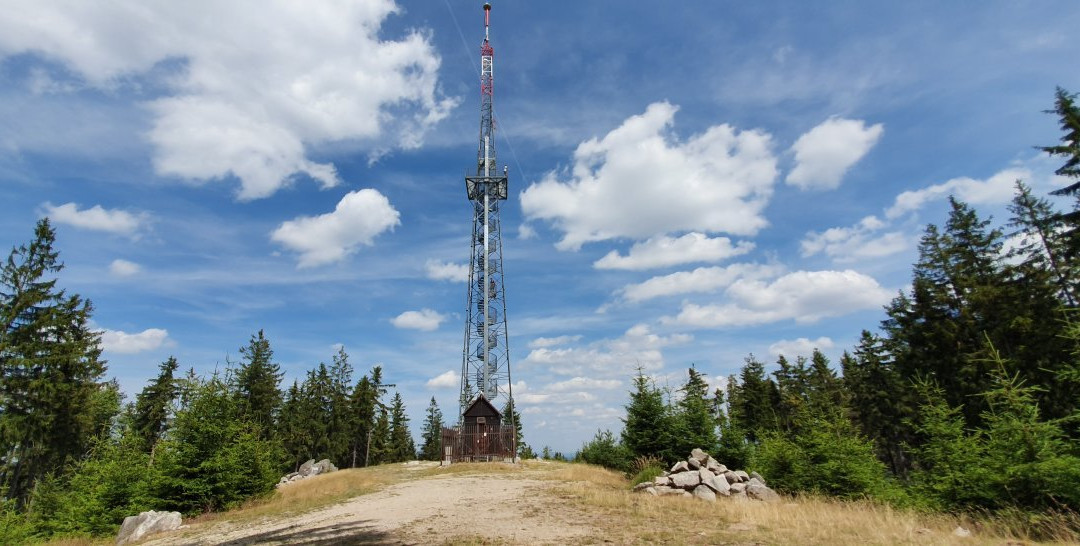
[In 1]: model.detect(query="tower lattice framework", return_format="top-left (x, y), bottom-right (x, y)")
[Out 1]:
top-left (459, 2), bottom-right (512, 426)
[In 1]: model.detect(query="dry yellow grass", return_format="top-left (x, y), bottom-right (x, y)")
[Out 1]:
top-left (546, 462), bottom-right (1075, 545)
top-left (44, 461), bottom-right (1079, 545)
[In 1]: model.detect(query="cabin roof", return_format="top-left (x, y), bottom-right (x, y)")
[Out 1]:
top-left (463, 393), bottom-right (501, 418)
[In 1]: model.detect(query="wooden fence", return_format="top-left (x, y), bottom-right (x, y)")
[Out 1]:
top-left (441, 424), bottom-right (515, 462)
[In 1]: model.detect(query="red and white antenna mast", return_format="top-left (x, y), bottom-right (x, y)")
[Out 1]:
top-left (461, 2), bottom-right (512, 432)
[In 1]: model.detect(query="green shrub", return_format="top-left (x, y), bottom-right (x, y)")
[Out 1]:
top-left (752, 416), bottom-right (896, 500)
top-left (578, 429), bottom-right (633, 473)
top-left (0, 501), bottom-right (36, 545)
top-left (630, 465), bottom-right (665, 487)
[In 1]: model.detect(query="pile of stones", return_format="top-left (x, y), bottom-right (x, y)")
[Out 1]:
top-left (278, 458), bottom-right (338, 486)
top-left (633, 448), bottom-right (780, 503)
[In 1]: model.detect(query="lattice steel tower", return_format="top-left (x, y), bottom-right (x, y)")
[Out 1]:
top-left (459, 2), bottom-right (512, 422)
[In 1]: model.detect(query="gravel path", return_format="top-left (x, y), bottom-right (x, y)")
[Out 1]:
top-left (142, 470), bottom-right (593, 545)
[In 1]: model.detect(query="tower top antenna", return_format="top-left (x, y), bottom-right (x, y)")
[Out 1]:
top-left (483, 3), bottom-right (491, 40)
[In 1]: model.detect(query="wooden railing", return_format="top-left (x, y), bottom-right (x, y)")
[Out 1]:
top-left (441, 424), bottom-right (514, 462)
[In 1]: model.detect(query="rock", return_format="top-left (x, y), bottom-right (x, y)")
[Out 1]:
top-left (314, 459), bottom-right (337, 474)
top-left (298, 459), bottom-right (316, 476)
top-left (690, 448), bottom-right (709, 464)
top-left (670, 461), bottom-right (689, 474)
top-left (671, 471), bottom-right (700, 489)
top-left (656, 486), bottom-right (684, 496)
top-left (693, 484), bottom-right (717, 502)
top-left (705, 456), bottom-right (725, 474)
top-left (730, 488), bottom-right (749, 501)
top-left (748, 477), bottom-right (763, 487)
top-left (687, 456), bottom-right (702, 470)
top-left (734, 470), bottom-right (750, 483)
top-left (953, 526), bottom-right (972, 538)
top-left (116, 511), bottom-right (182, 545)
top-left (633, 482), bottom-right (653, 491)
top-left (682, 491), bottom-right (693, 498)
top-left (746, 482), bottom-right (780, 502)
top-left (643, 487), bottom-right (658, 496)
top-left (724, 470), bottom-right (739, 484)
top-left (654, 476), bottom-right (671, 487)
top-left (729, 482), bottom-right (746, 494)
top-left (710, 472), bottom-right (731, 496)
top-left (750, 471), bottom-right (766, 485)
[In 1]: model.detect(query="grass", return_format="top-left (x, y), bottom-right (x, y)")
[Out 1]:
top-left (545, 462), bottom-right (1076, 545)
top-left (44, 460), bottom-right (1080, 545)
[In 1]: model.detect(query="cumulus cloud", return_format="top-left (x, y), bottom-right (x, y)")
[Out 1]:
top-left (594, 233), bottom-right (754, 270)
top-left (786, 117), bottom-right (884, 190)
top-left (801, 216), bottom-right (909, 263)
top-left (521, 102), bottom-right (778, 250)
top-left (109, 259), bottom-right (141, 276)
top-left (546, 377), bottom-right (623, 392)
top-left (520, 324), bottom-right (691, 377)
top-left (425, 370), bottom-right (459, 389)
top-left (886, 168), bottom-right (1028, 219)
top-left (425, 259), bottom-right (469, 282)
top-left (0, 1), bottom-right (455, 200)
top-left (42, 202), bottom-right (146, 237)
top-left (390, 308), bottom-right (446, 331)
top-left (663, 269), bottom-right (892, 328)
top-left (527, 335), bottom-right (583, 349)
top-left (619, 263), bottom-right (783, 303)
top-left (271, 189), bottom-right (400, 267)
top-left (99, 328), bottom-right (170, 354)
top-left (768, 337), bottom-right (835, 358)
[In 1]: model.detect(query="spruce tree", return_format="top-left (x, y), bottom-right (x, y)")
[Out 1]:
top-left (388, 392), bottom-right (414, 463)
top-left (418, 397), bottom-right (443, 461)
top-left (132, 356), bottom-right (181, 453)
top-left (326, 347), bottom-right (353, 465)
top-left (502, 397), bottom-right (523, 457)
top-left (621, 369), bottom-right (671, 461)
top-left (1008, 180), bottom-right (1077, 306)
top-left (0, 219), bottom-right (109, 504)
top-left (729, 355), bottom-right (779, 441)
top-left (232, 330), bottom-right (283, 439)
top-left (1040, 87), bottom-right (1080, 237)
top-left (369, 408), bottom-right (391, 466)
top-left (673, 366), bottom-right (717, 456)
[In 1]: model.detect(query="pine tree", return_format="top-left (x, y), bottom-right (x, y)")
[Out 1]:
top-left (418, 397), bottom-right (443, 461)
top-left (0, 219), bottom-right (109, 504)
top-left (132, 356), bottom-right (181, 453)
top-left (369, 408), bottom-right (391, 466)
top-left (805, 349), bottom-right (845, 418)
top-left (326, 347), bottom-right (353, 465)
top-left (502, 397), bottom-right (523, 457)
top-left (277, 380), bottom-right (310, 471)
top-left (729, 355), bottom-right (779, 441)
top-left (841, 331), bottom-right (914, 476)
top-left (1008, 180), bottom-right (1078, 306)
top-left (621, 369), bottom-right (672, 461)
top-left (388, 392), bottom-right (414, 463)
top-left (673, 366), bottom-right (717, 456)
top-left (232, 330), bottom-right (283, 439)
top-left (771, 355), bottom-right (807, 432)
top-left (1040, 87), bottom-right (1080, 232)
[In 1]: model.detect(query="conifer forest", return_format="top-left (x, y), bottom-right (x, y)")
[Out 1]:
top-left (3, 89), bottom-right (1080, 541)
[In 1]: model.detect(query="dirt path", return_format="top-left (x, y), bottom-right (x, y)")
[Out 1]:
top-left (142, 469), bottom-right (594, 545)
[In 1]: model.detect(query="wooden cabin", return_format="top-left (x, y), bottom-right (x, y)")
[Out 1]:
top-left (441, 394), bottom-right (515, 462)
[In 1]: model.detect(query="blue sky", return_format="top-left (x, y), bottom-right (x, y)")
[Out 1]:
top-left (1, 1), bottom-right (1078, 453)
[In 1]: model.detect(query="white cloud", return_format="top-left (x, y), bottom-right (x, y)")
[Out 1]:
top-left (425, 370), bottom-right (459, 389)
top-left (99, 328), bottom-right (170, 354)
top-left (109, 259), bottom-right (141, 276)
top-left (390, 308), bottom-right (446, 331)
top-left (886, 168), bottom-right (1028, 219)
top-left (594, 233), bottom-right (754, 270)
top-left (520, 323), bottom-right (691, 377)
top-left (0, 1), bottom-right (455, 200)
top-left (42, 202), bottom-right (146, 237)
top-left (664, 269), bottom-right (892, 328)
top-left (619, 263), bottom-right (783, 303)
top-left (521, 102), bottom-right (778, 250)
top-left (271, 189), bottom-right (400, 267)
top-left (768, 337), bottom-right (835, 358)
top-left (801, 215), bottom-right (909, 263)
top-left (546, 377), bottom-right (623, 392)
top-left (517, 224), bottom-right (537, 240)
top-left (527, 335), bottom-right (582, 349)
top-left (425, 259), bottom-right (469, 282)
top-left (786, 117), bottom-right (883, 190)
